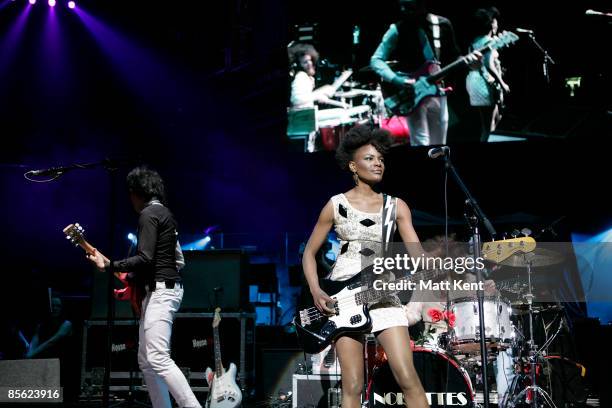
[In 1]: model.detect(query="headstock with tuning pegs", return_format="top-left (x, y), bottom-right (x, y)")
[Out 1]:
top-left (64, 223), bottom-right (85, 246)
top-left (212, 307), bottom-right (222, 329)
top-left (63, 223), bottom-right (95, 255)
top-left (481, 236), bottom-right (536, 264)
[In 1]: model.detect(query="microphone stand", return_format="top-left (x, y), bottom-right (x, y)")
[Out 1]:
top-left (442, 154), bottom-right (496, 408)
top-left (25, 157), bottom-right (136, 408)
top-left (525, 32), bottom-right (556, 84)
top-left (24, 158), bottom-right (135, 180)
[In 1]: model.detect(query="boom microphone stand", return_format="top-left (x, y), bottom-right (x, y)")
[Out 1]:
top-left (25, 158), bottom-right (136, 408)
top-left (434, 148), bottom-right (497, 408)
top-left (525, 31), bottom-right (556, 84)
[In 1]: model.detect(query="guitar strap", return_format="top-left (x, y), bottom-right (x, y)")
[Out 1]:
top-left (428, 14), bottom-right (441, 61)
top-left (418, 14), bottom-right (441, 62)
top-left (381, 194), bottom-right (398, 257)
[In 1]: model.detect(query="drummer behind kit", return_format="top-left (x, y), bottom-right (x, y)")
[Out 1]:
top-left (287, 69), bottom-right (377, 150)
top-left (288, 62), bottom-right (412, 150)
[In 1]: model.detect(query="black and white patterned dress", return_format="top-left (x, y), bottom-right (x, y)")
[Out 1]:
top-left (329, 193), bottom-right (408, 333)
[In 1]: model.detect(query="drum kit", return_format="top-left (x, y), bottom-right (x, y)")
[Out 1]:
top-left (365, 246), bottom-right (584, 408)
top-left (314, 61), bottom-right (410, 151)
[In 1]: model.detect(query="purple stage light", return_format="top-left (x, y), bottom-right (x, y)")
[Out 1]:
top-left (28, 0), bottom-right (36, 4)
top-left (67, 1), bottom-right (75, 8)
top-left (48, 0), bottom-right (55, 6)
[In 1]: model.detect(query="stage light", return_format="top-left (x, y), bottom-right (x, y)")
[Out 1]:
top-left (181, 235), bottom-right (212, 251)
top-left (48, 0), bottom-right (55, 6)
top-left (28, 0), bottom-right (36, 4)
top-left (67, 1), bottom-right (75, 8)
top-left (127, 233), bottom-right (137, 245)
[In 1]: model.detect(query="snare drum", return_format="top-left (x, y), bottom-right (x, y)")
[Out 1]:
top-left (368, 346), bottom-right (474, 408)
top-left (450, 296), bottom-right (513, 354)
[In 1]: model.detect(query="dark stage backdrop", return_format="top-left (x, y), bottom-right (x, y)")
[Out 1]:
top-left (0, 0), bottom-right (609, 305)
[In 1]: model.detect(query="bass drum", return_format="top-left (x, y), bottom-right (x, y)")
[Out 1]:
top-left (368, 346), bottom-right (474, 408)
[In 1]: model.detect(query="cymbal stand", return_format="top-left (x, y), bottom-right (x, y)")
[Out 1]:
top-left (536, 312), bottom-right (565, 355)
top-left (507, 256), bottom-right (557, 408)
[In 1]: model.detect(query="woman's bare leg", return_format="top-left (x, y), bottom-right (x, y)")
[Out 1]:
top-left (377, 326), bottom-right (429, 408)
top-left (335, 335), bottom-right (365, 408)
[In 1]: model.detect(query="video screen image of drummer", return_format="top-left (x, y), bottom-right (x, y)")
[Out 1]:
top-left (284, 1), bottom-right (608, 152)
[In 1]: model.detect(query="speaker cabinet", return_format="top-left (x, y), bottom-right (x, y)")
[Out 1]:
top-left (0, 358), bottom-right (60, 387)
top-left (180, 250), bottom-right (249, 311)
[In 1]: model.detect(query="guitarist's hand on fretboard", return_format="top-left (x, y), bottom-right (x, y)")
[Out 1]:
top-left (86, 248), bottom-right (110, 271)
top-left (465, 50), bottom-right (483, 70)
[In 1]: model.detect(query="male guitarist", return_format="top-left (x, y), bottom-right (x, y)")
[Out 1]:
top-left (87, 166), bottom-right (200, 408)
top-left (371, 0), bottom-right (481, 146)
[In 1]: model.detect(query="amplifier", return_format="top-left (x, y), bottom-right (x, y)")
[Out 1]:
top-left (310, 345), bottom-right (340, 375)
top-left (0, 358), bottom-right (60, 387)
top-left (171, 312), bottom-right (255, 390)
top-left (80, 313), bottom-right (255, 397)
top-left (180, 250), bottom-right (249, 311)
top-left (292, 374), bottom-right (342, 408)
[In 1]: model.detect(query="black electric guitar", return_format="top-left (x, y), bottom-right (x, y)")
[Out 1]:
top-left (382, 30), bottom-right (518, 116)
top-left (294, 237), bottom-right (535, 353)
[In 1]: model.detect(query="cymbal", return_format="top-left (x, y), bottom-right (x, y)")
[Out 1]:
top-left (511, 303), bottom-right (564, 315)
top-left (499, 248), bottom-right (564, 268)
top-left (497, 279), bottom-right (528, 295)
top-left (335, 89), bottom-right (382, 98)
top-left (334, 90), bottom-right (365, 98)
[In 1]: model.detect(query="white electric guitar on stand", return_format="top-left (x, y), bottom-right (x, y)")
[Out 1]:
top-left (205, 308), bottom-right (242, 408)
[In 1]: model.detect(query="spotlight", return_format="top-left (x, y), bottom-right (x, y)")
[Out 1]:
top-left (127, 233), bottom-right (137, 245)
top-left (48, 0), bottom-right (55, 6)
top-left (67, 1), bottom-right (75, 8)
top-left (181, 235), bottom-right (212, 251)
top-left (29, 0), bottom-right (36, 4)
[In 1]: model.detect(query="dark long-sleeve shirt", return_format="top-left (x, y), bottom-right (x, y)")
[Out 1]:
top-left (371, 14), bottom-right (461, 86)
top-left (110, 202), bottom-right (181, 284)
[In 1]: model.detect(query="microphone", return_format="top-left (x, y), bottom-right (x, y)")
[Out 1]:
top-left (26, 167), bottom-right (64, 176)
top-left (515, 28), bottom-right (534, 34)
top-left (586, 9), bottom-right (612, 17)
top-left (427, 146), bottom-right (450, 159)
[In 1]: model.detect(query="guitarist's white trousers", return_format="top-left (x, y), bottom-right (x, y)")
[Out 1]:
top-left (407, 95), bottom-right (448, 146)
top-left (138, 283), bottom-right (201, 408)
